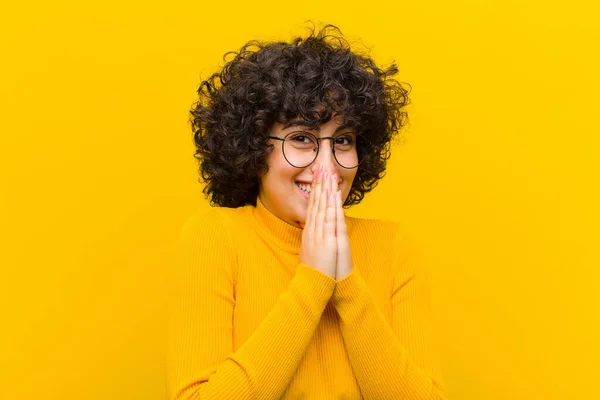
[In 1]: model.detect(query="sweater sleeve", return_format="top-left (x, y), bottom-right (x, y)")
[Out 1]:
top-left (330, 226), bottom-right (447, 400)
top-left (166, 208), bottom-right (336, 400)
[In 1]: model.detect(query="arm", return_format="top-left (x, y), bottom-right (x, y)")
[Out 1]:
top-left (166, 209), bottom-right (336, 400)
top-left (331, 227), bottom-right (447, 400)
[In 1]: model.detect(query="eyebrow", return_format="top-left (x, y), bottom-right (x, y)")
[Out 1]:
top-left (283, 120), bottom-right (354, 134)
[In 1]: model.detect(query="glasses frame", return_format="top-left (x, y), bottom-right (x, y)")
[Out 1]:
top-left (267, 130), bottom-right (366, 169)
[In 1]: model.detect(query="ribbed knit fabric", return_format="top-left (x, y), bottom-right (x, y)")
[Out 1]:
top-left (166, 196), bottom-right (447, 400)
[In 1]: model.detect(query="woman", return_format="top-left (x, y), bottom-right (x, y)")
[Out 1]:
top-left (166, 24), bottom-right (447, 399)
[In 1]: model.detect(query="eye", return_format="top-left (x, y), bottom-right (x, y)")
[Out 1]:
top-left (287, 132), bottom-right (317, 149)
top-left (292, 135), bottom-right (312, 144)
top-left (335, 135), bottom-right (354, 145)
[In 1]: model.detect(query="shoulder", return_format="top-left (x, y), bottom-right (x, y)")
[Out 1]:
top-left (178, 205), bottom-right (248, 245)
top-left (176, 206), bottom-right (249, 278)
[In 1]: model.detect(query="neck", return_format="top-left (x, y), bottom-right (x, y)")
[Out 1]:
top-left (250, 195), bottom-right (304, 255)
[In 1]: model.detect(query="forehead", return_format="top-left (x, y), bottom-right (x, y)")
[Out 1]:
top-left (280, 116), bottom-right (354, 134)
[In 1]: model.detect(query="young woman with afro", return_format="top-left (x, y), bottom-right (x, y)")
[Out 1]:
top-left (166, 23), bottom-right (447, 400)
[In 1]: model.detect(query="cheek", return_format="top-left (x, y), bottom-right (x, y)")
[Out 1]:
top-left (270, 153), bottom-right (296, 178)
top-left (262, 154), bottom-right (286, 182)
top-left (343, 170), bottom-right (357, 186)
top-left (342, 171), bottom-right (357, 195)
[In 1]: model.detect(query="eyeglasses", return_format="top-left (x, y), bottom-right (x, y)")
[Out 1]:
top-left (267, 130), bottom-right (366, 169)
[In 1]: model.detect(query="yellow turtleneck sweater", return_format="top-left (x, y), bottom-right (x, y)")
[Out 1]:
top-left (166, 196), bottom-right (447, 400)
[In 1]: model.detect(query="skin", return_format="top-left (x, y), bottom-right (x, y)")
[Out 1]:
top-left (301, 164), bottom-right (355, 280)
top-left (258, 113), bottom-right (356, 280)
top-left (258, 114), bottom-right (358, 229)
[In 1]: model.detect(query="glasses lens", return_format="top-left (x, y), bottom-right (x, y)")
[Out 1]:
top-left (332, 133), bottom-right (361, 168)
top-left (283, 132), bottom-right (318, 168)
top-left (282, 132), bottom-right (367, 168)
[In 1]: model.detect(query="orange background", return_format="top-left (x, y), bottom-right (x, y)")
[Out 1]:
top-left (1, 1), bottom-right (599, 399)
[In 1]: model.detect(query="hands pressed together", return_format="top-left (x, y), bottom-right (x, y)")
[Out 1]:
top-left (299, 164), bottom-right (354, 281)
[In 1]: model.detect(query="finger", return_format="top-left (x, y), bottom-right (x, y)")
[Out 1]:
top-left (315, 169), bottom-right (328, 240)
top-left (331, 171), bottom-right (338, 217)
top-left (310, 166), bottom-right (324, 236)
top-left (336, 189), bottom-right (348, 239)
top-left (325, 181), bottom-right (336, 242)
top-left (331, 172), bottom-right (338, 199)
top-left (305, 165), bottom-right (320, 229)
top-left (321, 170), bottom-right (335, 239)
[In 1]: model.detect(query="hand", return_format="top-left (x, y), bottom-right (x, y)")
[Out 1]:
top-left (299, 165), bottom-right (337, 279)
top-left (331, 170), bottom-right (354, 280)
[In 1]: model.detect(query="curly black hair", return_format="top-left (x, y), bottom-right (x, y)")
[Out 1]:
top-left (190, 22), bottom-right (411, 208)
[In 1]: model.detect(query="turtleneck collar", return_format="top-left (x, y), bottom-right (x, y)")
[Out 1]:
top-left (250, 195), bottom-right (303, 255)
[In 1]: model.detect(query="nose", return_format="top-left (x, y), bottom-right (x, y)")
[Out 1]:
top-left (312, 138), bottom-right (338, 176)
